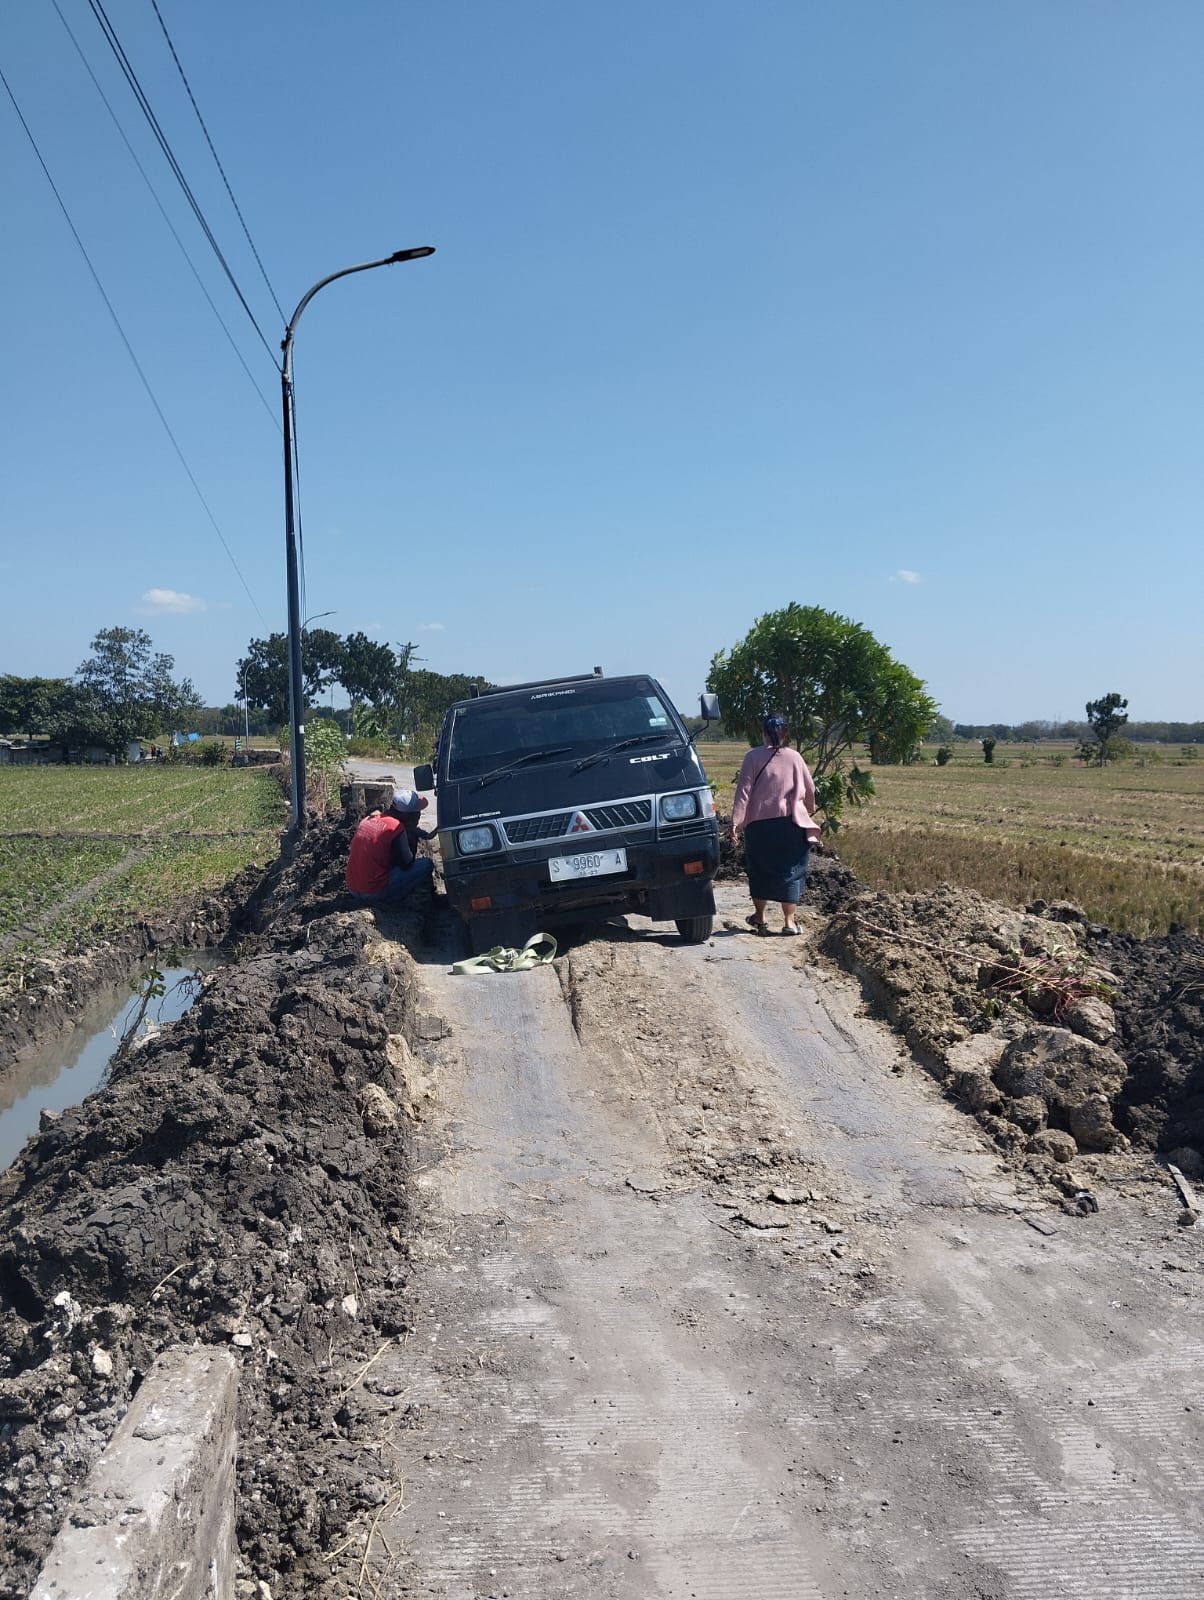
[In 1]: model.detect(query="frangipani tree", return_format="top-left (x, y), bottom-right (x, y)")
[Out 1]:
top-left (707, 603), bottom-right (935, 828)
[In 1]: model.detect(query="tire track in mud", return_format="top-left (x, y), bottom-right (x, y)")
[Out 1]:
top-left (369, 888), bottom-right (1204, 1599)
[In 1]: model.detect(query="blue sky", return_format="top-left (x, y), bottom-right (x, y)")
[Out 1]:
top-left (2, 1), bottom-right (1201, 722)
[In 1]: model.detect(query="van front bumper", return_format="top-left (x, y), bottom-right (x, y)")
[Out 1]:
top-left (443, 824), bottom-right (720, 927)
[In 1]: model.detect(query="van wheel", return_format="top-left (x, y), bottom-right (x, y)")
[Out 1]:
top-left (675, 914), bottom-right (713, 944)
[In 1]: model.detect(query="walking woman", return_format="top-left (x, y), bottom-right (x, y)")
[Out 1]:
top-left (730, 714), bottom-right (820, 935)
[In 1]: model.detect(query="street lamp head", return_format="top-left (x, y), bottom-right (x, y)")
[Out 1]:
top-left (388, 246), bottom-right (436, 263)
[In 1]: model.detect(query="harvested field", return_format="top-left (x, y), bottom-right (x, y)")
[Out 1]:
top-left (700, 741), bottom-right (1204, 935)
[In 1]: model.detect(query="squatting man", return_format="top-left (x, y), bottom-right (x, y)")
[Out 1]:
top-left (344, 788), bottom-right (436, 903)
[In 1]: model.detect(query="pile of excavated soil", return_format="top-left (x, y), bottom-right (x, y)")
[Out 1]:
top-left (0, 821), bottom-right (436, 1599)
top-left (1088, 922), bottom-right (1204, 1162)
top-left (820, 884), bottom-right (1204, 1195)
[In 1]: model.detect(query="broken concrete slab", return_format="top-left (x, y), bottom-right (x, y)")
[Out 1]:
top-left (31, 1345), bottom-right (238, 1600)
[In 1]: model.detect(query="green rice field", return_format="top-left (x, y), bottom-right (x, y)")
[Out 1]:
top-left (0, 765), bottom-right (286, 975)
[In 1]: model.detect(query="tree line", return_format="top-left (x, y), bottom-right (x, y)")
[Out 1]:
top-left (234, 630), bottom-right (488, 754)
top-left (0, 625), bottom-right (489, 761)
top-left (950, 717), bottom-right (1204, 744)
top-left (0, 628), bottom-right (200, 756)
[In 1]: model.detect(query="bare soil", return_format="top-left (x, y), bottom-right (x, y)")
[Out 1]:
top-left (1, 819), bottom-right (1202, 1598)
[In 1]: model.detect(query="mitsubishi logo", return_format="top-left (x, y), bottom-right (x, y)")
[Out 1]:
top-left (569, 811), bottom-right (593, 834)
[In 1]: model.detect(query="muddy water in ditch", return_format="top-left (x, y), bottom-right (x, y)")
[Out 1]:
top-left (0, 959), bottom-right (213, 1171)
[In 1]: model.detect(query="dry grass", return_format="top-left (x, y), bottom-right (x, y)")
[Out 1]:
top-left (698, 741), bottom-right (1204, 936)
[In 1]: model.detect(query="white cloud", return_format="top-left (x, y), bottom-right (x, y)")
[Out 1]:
top-left (418, 621), bottom-right (445, 632)
top-left (890, 569), bottom-right (922, 585)
top-left (139, 588), bottom-right (208, 614)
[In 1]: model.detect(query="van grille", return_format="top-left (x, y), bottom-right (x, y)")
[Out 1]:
top-left (504, 812), bottom-right (573, 843)
top-left (503, 799), bottom-right (654, 843)
top-left (584, 801), bottom-right (652, 830)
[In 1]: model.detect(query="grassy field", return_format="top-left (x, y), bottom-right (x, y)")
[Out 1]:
top-left (0, 766), bottom-right (286, 974)
top-left (698, 741), bottom-right (1204, 936)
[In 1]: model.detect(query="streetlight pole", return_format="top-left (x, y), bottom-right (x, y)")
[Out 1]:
top-left (281, 246), bottom-right (435, 832)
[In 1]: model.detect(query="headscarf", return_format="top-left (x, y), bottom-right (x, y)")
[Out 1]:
top-left (762, 714), bottom-right (787, 749)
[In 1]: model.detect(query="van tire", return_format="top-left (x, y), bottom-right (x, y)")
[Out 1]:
top-left (675, 914), bottom-right (713, 944)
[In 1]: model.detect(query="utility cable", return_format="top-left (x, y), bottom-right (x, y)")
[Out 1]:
top-left (148, 0), bottom-right (287, 326)
top-left (85, 0), bottom-right (278, 367)
top-left (49, 0), bottom-right (278, 429)
top-left (1, 65), bottom-right (267, 624)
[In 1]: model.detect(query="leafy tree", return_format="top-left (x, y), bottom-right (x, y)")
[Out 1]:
top-left (75, 627), bottom-right (199, 754)
top-left (341, 632), bottom-right (403, 711)
top-left (982, 737), bottom-right (997, 764)
top-left (707, 604), bottom-right (934, 829)
top-left (236, 634), bottom-right (290, 725)
top-left (926, 712), bottom-right (956, 745)
top-left (0, 675), bottom-right (73, 737)
top-left (236, 630), bottom-right (343, 724)
top-left (304, 628), bottom-right (346, 701)
top-left (1084, 692), bottom-right (1129, 766)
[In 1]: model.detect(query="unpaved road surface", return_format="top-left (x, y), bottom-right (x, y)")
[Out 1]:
top-left (368, 884), bottom-right (1203, 1599)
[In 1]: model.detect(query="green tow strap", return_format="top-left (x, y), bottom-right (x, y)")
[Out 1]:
top-left (451, 931), bottom-right (558, 974)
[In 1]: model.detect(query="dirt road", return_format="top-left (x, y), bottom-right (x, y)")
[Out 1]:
top-left (368, 885), bottom-right (1203, 1599)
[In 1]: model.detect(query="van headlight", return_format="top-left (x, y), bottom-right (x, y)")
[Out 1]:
top-left (660, 792), bottom-right (699, 822)
top-left (457, 825), bottom-right (498, 855)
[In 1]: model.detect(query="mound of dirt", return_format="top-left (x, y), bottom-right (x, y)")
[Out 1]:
top-left (1085, 923), bottom-right (1204, 1162)
top-left (820, 883), bottom-right (1204, 1188)
top-left (0, 821), bottom-right (436, 1599)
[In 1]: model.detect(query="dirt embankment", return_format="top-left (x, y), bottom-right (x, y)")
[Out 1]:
top-left (0, 822), bottom-right (437, 1599)
top-left (820, 883), bottom-right (1204, 1197)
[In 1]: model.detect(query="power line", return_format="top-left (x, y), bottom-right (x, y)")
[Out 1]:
top-left (49, 0), bottom-right (278, 429)
top-left (148, 0), bottom-right (287, 326)
top-left (1, 64), bottom-right (267, 624)
top-left (84, 0), bottom-right (278, 367)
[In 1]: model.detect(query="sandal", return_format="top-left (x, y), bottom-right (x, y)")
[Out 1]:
top-left (746, 914), bottom-right (770, 935)
top-left (781, 924), bottom-right (801, 936)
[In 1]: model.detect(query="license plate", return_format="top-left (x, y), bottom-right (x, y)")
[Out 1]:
top-left (548, 847), bottom-right (628, 882)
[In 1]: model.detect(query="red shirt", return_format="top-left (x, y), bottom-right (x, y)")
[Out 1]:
top-left (345, 813), bottom-right (402, 894)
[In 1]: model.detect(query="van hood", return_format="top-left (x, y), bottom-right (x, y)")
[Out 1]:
top-left (443, 744), bottom-right (710, 822)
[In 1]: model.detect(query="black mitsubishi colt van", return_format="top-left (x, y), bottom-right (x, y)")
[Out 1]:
top-left (413, 670), bottom-right (721, 954)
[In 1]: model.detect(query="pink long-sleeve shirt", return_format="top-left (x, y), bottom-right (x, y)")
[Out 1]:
top-left (730, 745), bottom-right (820, 841)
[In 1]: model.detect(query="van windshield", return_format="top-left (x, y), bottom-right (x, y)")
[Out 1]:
top-left (446, 683), bottom-right (679, 781)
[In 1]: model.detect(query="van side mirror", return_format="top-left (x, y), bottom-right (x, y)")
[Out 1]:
top-left (699, 692), bottom-right (720, 724)
top-left (413, 763), bottom-right (435, 791)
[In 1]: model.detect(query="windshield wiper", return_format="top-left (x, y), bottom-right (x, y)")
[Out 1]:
top-left (572, 733), bottom-right (670, 774)
top-left (474, 746), bottom-right (574, 789)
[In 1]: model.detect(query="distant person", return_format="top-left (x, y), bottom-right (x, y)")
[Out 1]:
top-left (730, 713), bottom-right (820, 936)
top-left (345, 789), bottom-right (435, 905)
